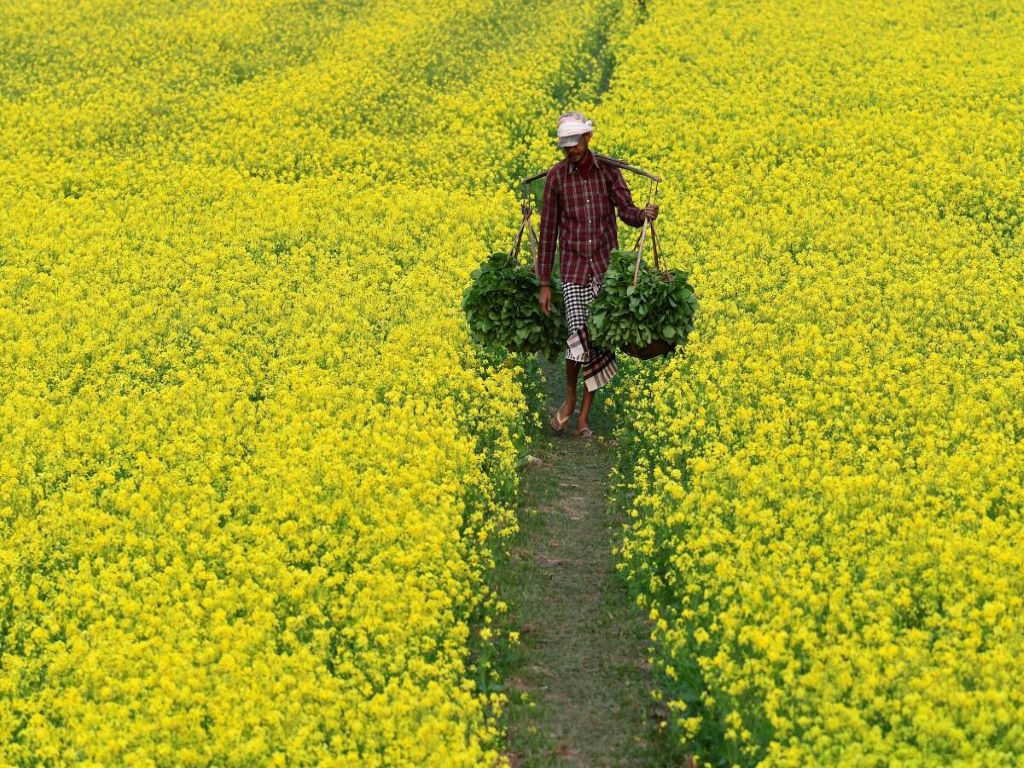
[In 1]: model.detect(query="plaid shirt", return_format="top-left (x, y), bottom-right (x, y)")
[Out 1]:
top-left (537, 151), bottom-right (646, 286)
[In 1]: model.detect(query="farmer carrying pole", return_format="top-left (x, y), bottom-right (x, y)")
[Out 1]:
top-left (537, 111), bottom-right (659, 438)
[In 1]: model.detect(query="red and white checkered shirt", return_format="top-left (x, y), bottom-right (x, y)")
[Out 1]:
top-left (536, 151), bottom-right (646, 286)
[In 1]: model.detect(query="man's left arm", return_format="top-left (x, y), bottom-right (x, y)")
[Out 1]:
top-left (609, 167), bottom-right (657, 226)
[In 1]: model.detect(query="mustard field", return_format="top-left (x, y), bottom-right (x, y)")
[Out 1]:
top-left (599, 1), bottom-right (1024, 765)
top-left (0, 0), bottom-right (640, 763)
top-left (2, 0), bottom-right (1023, 765)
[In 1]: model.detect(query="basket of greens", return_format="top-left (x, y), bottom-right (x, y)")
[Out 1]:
top-left (462, 207), bottom-right (566, 361)
top-left (588, 220), bottom-right (698, 359)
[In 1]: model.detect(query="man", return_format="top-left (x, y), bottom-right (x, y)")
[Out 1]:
top-left (537, 111), bottom-right (658, 438)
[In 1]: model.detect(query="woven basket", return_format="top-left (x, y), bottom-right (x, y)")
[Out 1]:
top-left (622, 339), bottom-right (676, 359)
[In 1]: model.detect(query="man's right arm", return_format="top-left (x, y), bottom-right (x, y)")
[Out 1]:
top-left (537, 169), bottom-right (559, 286)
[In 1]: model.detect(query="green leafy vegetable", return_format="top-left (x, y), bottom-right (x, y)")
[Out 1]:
top-left (462, 251), bottom-right (567, 361)
top-left (588, 248), bottom-right (698, 353)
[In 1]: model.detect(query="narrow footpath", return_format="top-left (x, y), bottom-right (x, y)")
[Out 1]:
top-left (497, 361), bottom-right (673, 768)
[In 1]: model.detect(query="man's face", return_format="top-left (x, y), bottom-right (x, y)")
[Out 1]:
top-left (563, 132), bottom-right (591, 165)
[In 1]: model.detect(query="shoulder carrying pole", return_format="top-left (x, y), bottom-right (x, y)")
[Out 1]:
top-left (520, 152), bottom-right (661, 192)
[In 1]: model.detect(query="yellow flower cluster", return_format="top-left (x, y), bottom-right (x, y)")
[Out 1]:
top-left (0, 0), bottom-right (639, 764)
top-left (594, 1), bottom-right (1024, 765)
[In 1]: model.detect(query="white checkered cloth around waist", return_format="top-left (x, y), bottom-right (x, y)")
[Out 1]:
top-left (562, 277), bottom-right (616, 391)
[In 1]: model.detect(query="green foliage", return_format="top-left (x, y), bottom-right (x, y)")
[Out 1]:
top-left (588, 248), bottom-right (698, 350)
top-left (462, 251), bottom-right (567, 361)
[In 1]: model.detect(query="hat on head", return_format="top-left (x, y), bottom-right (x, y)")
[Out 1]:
top-left (557, 111), bottom-right (594, 147)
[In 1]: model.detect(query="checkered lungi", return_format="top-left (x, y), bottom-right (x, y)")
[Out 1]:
top-left (563, 277), bottom-right (617, 392)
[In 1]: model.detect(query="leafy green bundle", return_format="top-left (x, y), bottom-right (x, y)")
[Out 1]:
top-left (462, 251), bottom-right (567, 361)
top-left (588, 248), bottom-right (698, 352)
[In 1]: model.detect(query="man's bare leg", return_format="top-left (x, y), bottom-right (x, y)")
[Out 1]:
top-left (559, 359), bottom-right (581, 422)
top-left (564, 359), bottom-right (595, 433)
top-left (577, 388), bottom-right (595, 433)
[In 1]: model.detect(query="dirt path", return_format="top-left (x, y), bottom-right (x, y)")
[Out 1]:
top-left (497, 361), bottom-right (672, 767)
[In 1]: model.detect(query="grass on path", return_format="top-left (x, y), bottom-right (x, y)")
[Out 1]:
top-left (493, 360), bottom-right (676, 767)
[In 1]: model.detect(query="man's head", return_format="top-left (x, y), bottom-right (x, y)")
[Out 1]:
top-left (557, 111), bottom-right (594, 165)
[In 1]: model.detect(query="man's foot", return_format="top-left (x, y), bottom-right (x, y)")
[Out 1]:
top-left (550, 401), bottom-right (573, 434)
top-left (550, 410), bottom-right (569, 434)
top-left (576, 425), bottom-right (595, 439)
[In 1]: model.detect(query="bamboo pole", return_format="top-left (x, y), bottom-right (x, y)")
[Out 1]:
top-left (519, 152), bottom-right (662, 191)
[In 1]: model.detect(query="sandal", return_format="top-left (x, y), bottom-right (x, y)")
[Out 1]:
top-left (550, 408), bottom-right (570, 434)
top-left (576, 426), bottom-right (595, 439)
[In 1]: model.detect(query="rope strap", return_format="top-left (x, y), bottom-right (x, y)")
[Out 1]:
top-left (510, 204), bottom-right (539, 273)
top-left (632, 180), bottom-right (661, 285)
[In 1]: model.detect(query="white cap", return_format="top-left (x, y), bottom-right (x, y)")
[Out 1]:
top-left (557, 111), bottom-right (594, 147)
